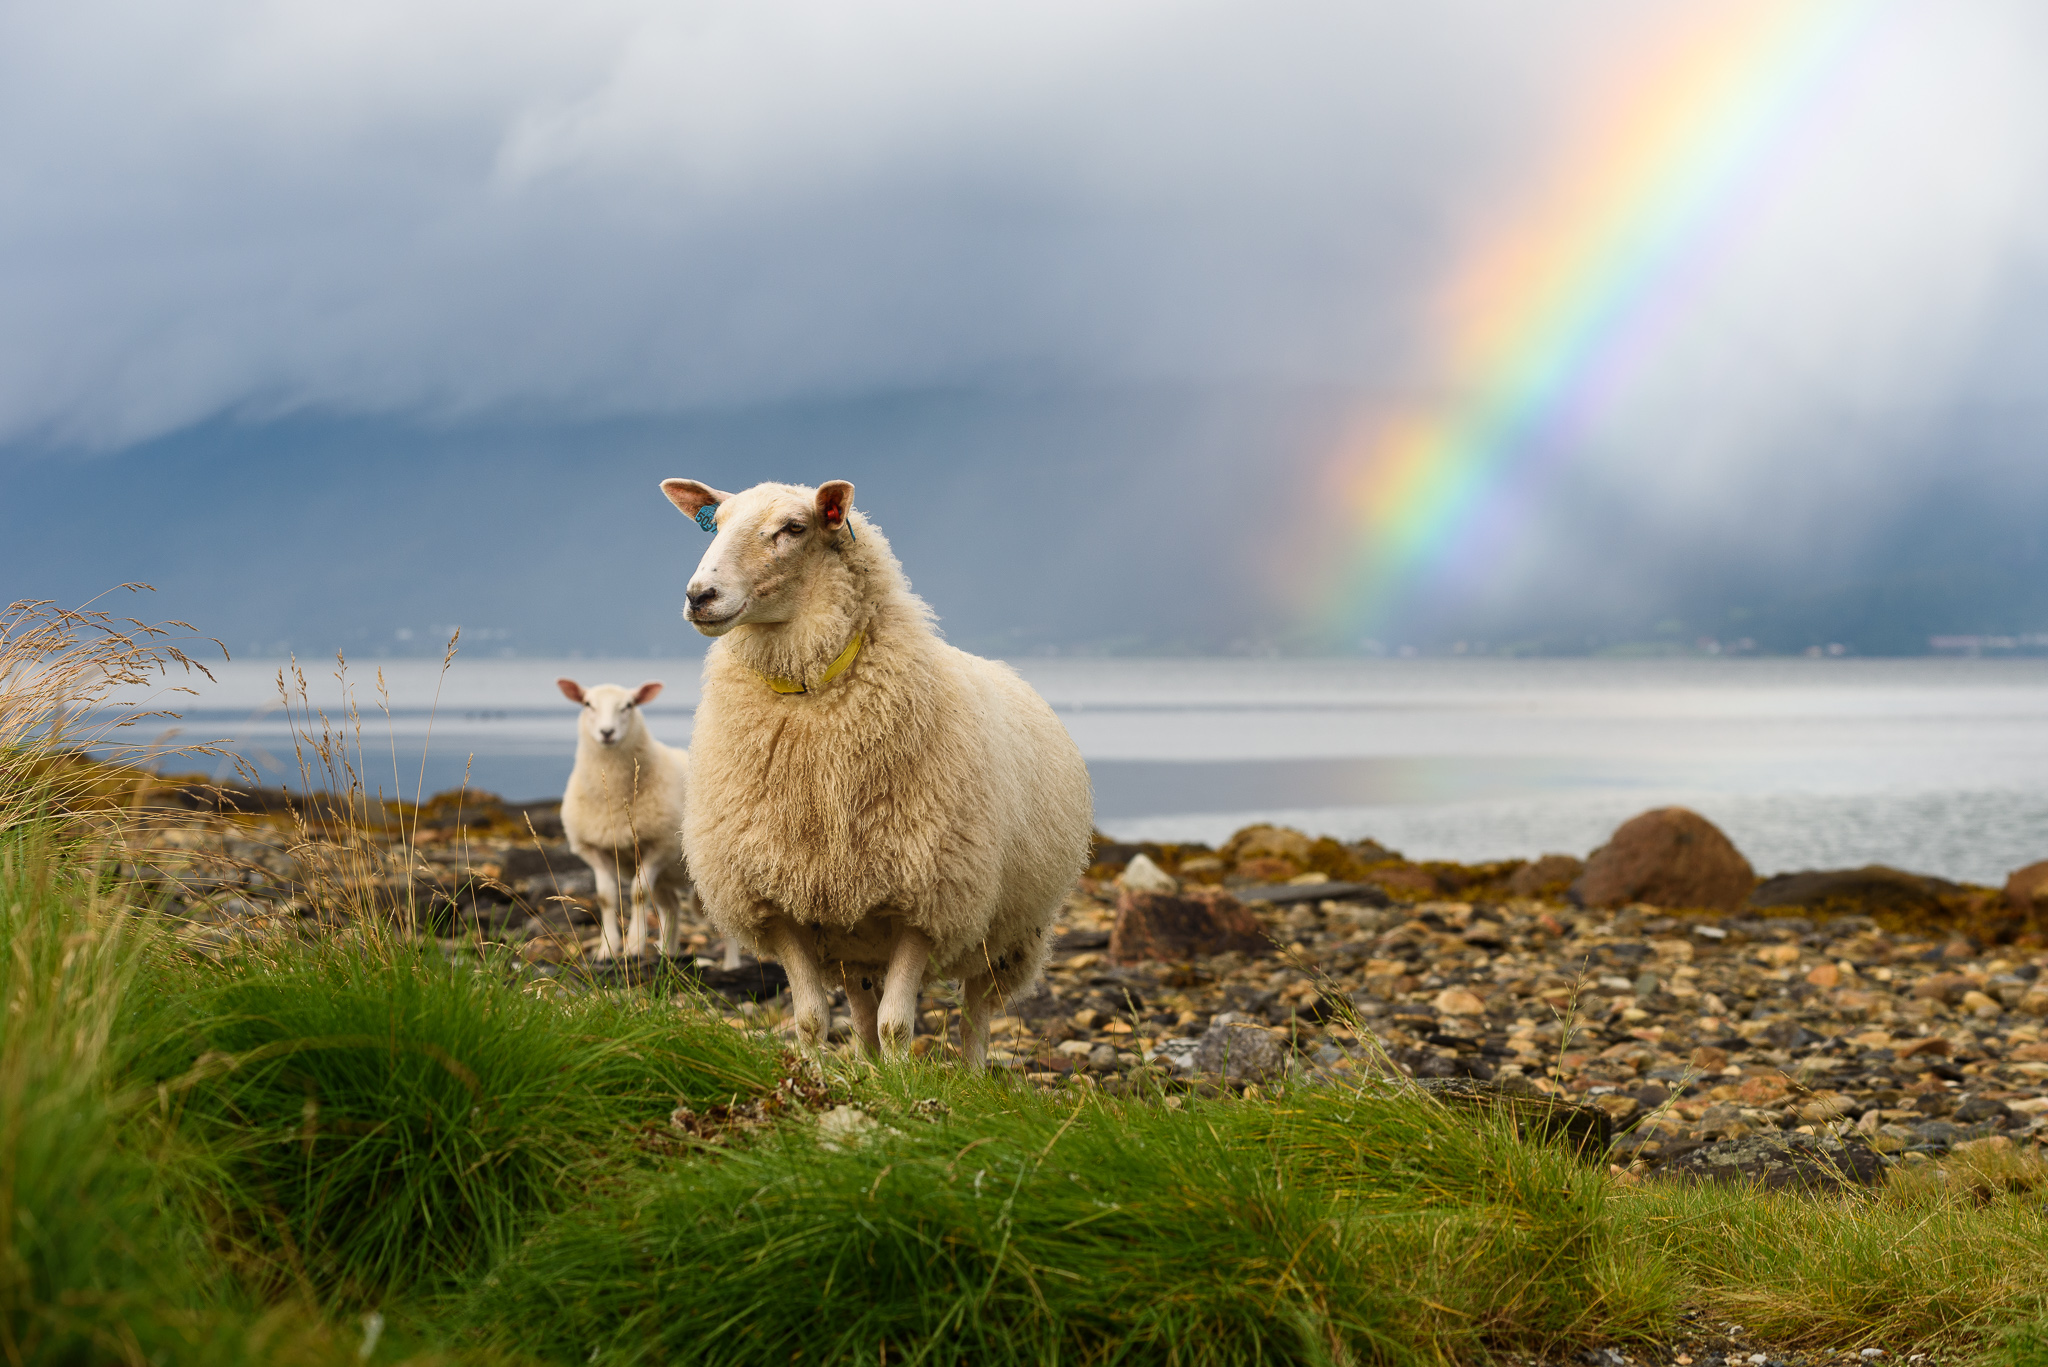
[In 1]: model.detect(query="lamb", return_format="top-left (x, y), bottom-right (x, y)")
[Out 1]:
top-left (656, 476), bottom-right (1093, 1064)
top-left (555, 679), bottom-right (739, 967)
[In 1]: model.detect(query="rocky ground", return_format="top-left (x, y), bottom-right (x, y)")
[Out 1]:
top-left (1033, 874), bottom-right (2046, 1173)
top-left (114, 778), bottom-right (2048, 1179)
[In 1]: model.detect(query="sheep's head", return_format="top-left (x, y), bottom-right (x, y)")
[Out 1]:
top-left (659, 479), bottom-right (856, 637)
top-left (557, 679), bottom-right (662, 749)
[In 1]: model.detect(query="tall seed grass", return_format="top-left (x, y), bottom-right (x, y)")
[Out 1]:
top-left (0, 587), bottom-right (226, 830)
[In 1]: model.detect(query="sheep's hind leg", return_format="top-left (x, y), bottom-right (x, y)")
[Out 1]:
top-left (767, 915), bottom-right (832, 1057)
top-left (654, 869), bottom-right (683, 959)
top-left (682, 884), bottom-right (741, 967)
top-left (876, 925), bottom-right (932, 1061)
top-left (960, 973), bottom-right (1000, 1071)
top-left (844, 972), bottom-right (883, 1058)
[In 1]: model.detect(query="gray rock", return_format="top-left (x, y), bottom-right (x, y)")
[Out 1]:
top-left (1116, 853), bottom-right (1179, 896)
top-left (1953, 1095), bottom-right (2012, 1125)
top-left (1657, 1132), bottom-right (1885, 1191)
top-left (1191, 1012), bottom-right (1288, 1084)
top-left (1696, 1102), bottom-right (1749, 1137)
top-left (1148, 1037), bottom-right (1201, 1075)
top-left (1910, 1120), bottom-right (1964, 1149)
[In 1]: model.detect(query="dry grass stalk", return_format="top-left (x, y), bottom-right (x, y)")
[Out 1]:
top-left (250, 632), bottom-right (471, 950)
top-left (0, 585), bottom-right (227, 833)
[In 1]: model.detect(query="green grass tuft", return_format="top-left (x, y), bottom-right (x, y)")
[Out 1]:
top-left (456, 1069), bottom-right (1674, 1366)
top-left (144, 944), bottom-right (786, 1302)
top-left (1615, 1158), bottom-right (2048, 1356)
top-left (0, 826), bottom-right (165, 1361)
top-left (0, 823), bottom-right (436, 1365)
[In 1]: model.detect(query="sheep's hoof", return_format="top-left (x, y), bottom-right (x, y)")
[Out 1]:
top-left (591, 943), bottom-right (617, 962)
top-left (877, 1023), bottom-right (914, 1062)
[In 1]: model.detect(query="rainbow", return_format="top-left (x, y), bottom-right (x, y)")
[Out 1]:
top-left (1317, 0), bottom-right (1892, 642)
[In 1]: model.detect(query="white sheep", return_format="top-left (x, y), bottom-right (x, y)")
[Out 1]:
top-left (656, 477), bottom-right (1093, 1064)
top-left (555, 679), bottom-right (739, 967)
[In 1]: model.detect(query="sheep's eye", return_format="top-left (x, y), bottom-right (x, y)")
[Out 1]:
top-left (782, 521), bottom-right (806, 536)
top-left (624, 701), bottom-right (635, 709)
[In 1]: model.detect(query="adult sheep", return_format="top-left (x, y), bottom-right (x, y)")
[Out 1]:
top-left (556, 678), bottom-right (739, 968)
top-left (658, 477), bottom-right (1092, 1064)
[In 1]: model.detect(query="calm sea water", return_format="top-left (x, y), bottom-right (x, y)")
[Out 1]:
top-left (145, 656), bottom-right (2048, 885)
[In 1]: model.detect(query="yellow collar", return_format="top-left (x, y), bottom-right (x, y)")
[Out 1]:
top-left (759, 632), bottom-right (864, 695)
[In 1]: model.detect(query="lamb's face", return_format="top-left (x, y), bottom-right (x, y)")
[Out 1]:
top-left (558, 679), bottom-right (663, 748)
top-left (661, 480), bottom-right (854, 637)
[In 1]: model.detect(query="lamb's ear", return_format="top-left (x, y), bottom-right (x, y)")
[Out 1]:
top-left (815, 480), bottom-right (855, 531)
top-left (632, 681), bottom-right (663, 705)
top-left (660, 479), bottom-right (734, 518)
top-left (556, 678), bottom-right (586, 703)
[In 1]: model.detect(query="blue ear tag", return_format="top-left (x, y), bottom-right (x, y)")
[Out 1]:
top-left (695, 504), bottom-right (719, 533)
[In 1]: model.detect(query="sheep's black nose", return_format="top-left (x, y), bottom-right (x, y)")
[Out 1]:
top-left (599, 727), bottom-right (615, 741)
top-left (687, 586), bottom-right (719, 612)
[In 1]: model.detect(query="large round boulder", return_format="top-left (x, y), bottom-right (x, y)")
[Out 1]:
top-left (2008, 860), bottom-right (2048, 929)
top-left (1569, 807), bottom-right (1754, 911)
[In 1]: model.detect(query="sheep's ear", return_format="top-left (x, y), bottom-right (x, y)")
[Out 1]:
top-left (556, 678), bottom-right (585, 703)
top-left (660, 479), bottom-right (733, 518)
top-left (632, 681), bottom-right (663, 705)
top-left (815, 480), bottom-right (854, 530)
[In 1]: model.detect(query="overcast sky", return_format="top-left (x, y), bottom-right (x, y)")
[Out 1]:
top-left (5, 1), bottom-right (2047, 652)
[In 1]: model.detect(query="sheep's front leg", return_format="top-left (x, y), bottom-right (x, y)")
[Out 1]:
top-left (586, 855), bottom-right (624, 960)
top-left (960, 973), bottom-right (1000, 1071)
top-left (624, 864), bottom-right (653, 957)
top-left (877, 925), bottom-right (932, 1061)
top-left (767, 915), bottom-right (832, 1056)
top-left (844, 971), bottom-right (884, 1058)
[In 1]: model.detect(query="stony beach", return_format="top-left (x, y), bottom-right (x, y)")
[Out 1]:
top-left (119, 776), bottom-right (2048, 1182)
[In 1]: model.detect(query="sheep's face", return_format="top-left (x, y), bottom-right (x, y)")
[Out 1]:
top-left (660, 479), bottom-right (854, 637)
top-left (557, 679), bottom-right (663, 749)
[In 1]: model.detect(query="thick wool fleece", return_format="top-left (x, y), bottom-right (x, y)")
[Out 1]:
top-left (684, 506), bottom-right (1093, 1005)
top-left (561, 713), bottom-right (688, 859)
